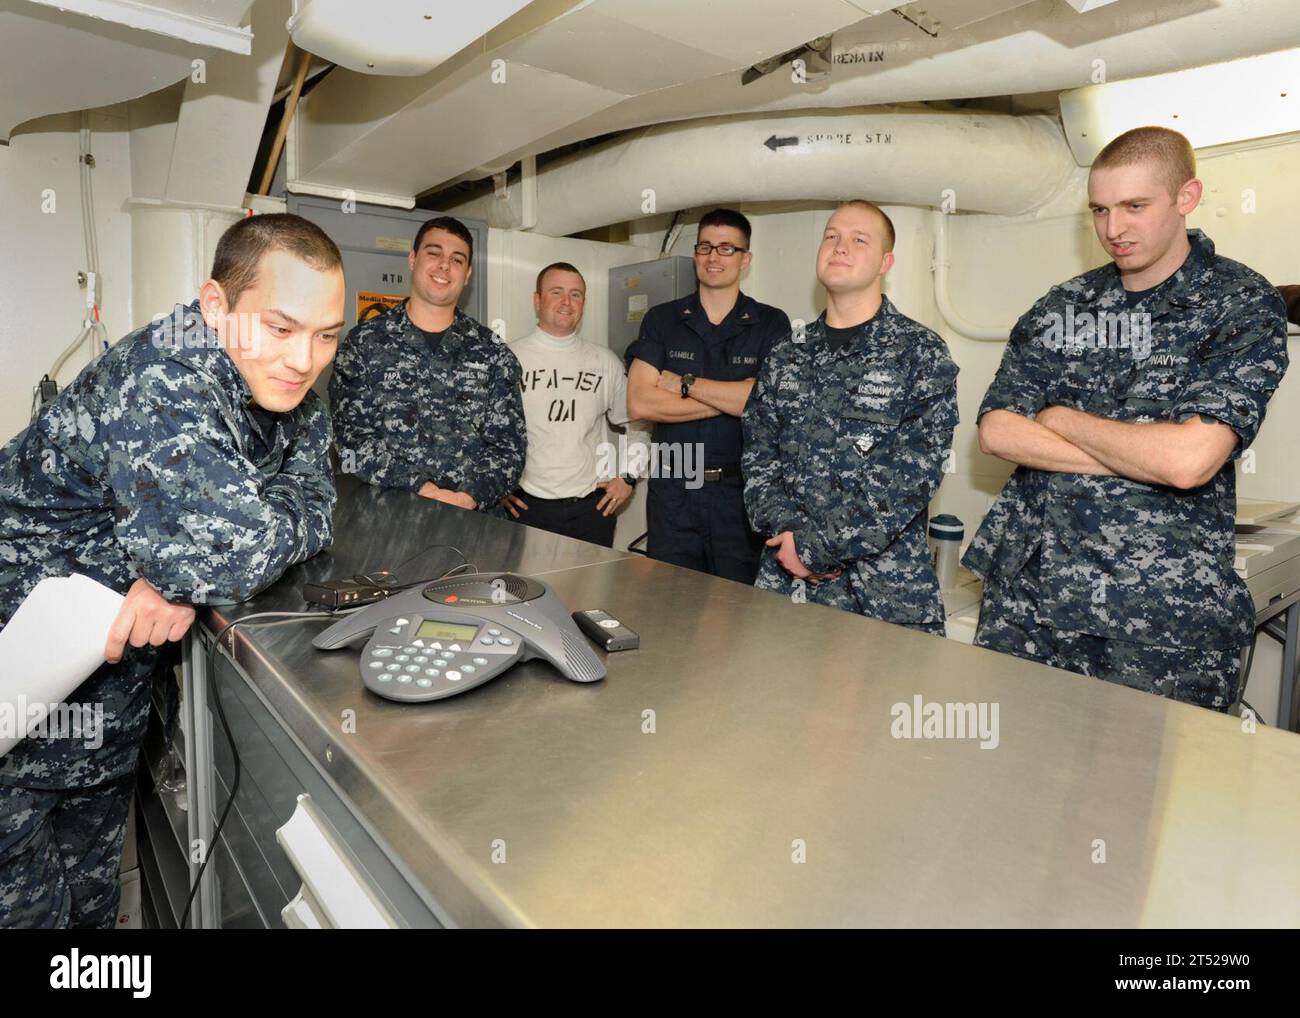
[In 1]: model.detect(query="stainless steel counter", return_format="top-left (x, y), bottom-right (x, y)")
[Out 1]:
top-left (197, 475), bottom-right (1300, 927)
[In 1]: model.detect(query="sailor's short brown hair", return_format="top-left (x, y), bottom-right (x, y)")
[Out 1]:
top-left (1092, 126), bottom-right (1197, 197)
top-left (835, 200), bottom-right (896, 252)
top-left (211, 213), bottom-right (343, 308)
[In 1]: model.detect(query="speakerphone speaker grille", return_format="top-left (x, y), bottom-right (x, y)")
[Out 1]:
top-left (421, 573), bottom-right (538, 604)
top-left (499, 575), bottom-right (533, 601)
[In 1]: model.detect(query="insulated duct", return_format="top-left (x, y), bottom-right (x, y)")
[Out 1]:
top-left (467, 107), bottom-right (1077, 236)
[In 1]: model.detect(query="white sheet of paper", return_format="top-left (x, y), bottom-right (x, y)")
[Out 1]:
top-left (0, 574), bottom-right (124, 758)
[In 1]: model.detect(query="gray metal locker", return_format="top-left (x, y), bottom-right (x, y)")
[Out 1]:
top-left (607, 255), bottom-right (696, 361)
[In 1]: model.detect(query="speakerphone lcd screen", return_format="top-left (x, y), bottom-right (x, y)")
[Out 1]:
top-left (415, 620), bottom-right (479, 641)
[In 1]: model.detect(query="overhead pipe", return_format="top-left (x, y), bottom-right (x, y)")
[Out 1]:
top-left (518, 154), bottom-right (537, 231)
top-left (259, 43), bottom-right (312, 196)
top-left (931, 211), bottom-right (1013, 342)
top-left (456, 107), bottom-right (1077, 237)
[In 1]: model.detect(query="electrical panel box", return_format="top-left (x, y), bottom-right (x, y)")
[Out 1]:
top-left (607, 256), bottom-right (696, 362)
top-left (287, 196), bottom-right (489, 398)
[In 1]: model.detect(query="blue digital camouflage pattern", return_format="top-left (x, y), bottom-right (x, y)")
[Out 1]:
top-left (330, 301), bottom-right (525, 509)
top-left (0, 300), bottom-right (335, 927)
top-left (964, 230), bottom-right (1288, 703)
top-left (0, 300), bottom-right (335, 788)
top-left (0, 775), bottom-right (135, 928)
top-left (743, 296), bottom-right (959, 632)
top-left (976, 550), bottom-right (1243, 710)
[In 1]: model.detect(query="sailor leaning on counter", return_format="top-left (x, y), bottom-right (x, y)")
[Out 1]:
top-left (0, 214), bottom-right (344, 928)
top-left (742, 200), bottom-right (959, 634)
top-left (330, 215), bottom-right (526, 513)
top-left (966, 126), bottom-right (1290, 710)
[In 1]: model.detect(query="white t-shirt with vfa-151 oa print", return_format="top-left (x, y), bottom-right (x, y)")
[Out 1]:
top-left (508, 327), bottom-right (639, 500)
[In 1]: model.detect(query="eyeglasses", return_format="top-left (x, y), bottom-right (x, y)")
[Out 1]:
top-left (694, 242), bottom-right (748, 257)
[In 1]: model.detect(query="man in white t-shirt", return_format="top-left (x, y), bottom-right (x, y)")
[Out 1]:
top-left (504, 262), bottom-right (636, 546)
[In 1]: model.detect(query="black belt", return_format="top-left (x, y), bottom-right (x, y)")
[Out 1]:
top-left (702, 465), bottom-right (743, 482)
top-left (518, 488), bottom-right (599, 505)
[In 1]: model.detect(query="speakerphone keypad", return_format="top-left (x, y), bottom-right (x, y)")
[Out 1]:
top-left (362, 617), bottom-right (522, 700)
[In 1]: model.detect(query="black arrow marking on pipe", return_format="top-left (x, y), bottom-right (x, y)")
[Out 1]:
top-left (764, 135), bottom-right (799, 151)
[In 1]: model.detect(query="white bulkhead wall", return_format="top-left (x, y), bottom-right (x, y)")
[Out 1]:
top-left (0, 109), bottom-right (133, 445)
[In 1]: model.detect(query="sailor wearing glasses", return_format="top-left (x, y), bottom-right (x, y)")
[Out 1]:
top-left (624, 208), bottom-right (791, 583)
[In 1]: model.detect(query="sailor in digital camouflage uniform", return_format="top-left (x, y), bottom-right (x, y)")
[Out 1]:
top-left (0, 214), bottom-right (344, 927)
top-left (744, 201), bottom-right (958, 634)
top-left (965, 127), bottom-right (1288, 710)
top-left (330, 216), bottom-right (525, 514)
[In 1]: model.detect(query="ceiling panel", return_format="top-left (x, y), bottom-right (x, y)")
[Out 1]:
top-left (25, 0), bottom-right (251, 50)
top-left (291, 0), bottom-right (888, 198)
top-left (499, 8), bottom-right (735, 94)
top-left (296, 61), bottom-right (627, 196)
top-left (893, 0), bottom-right (1039, 33)
top-left (1, 0), bottom-right (222, 139)
top-left (598, 0), bottom-right (881, 66)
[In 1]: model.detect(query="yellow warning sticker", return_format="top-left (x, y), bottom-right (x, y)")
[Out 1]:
top-left (356, 291), bottom-right (405, 322)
